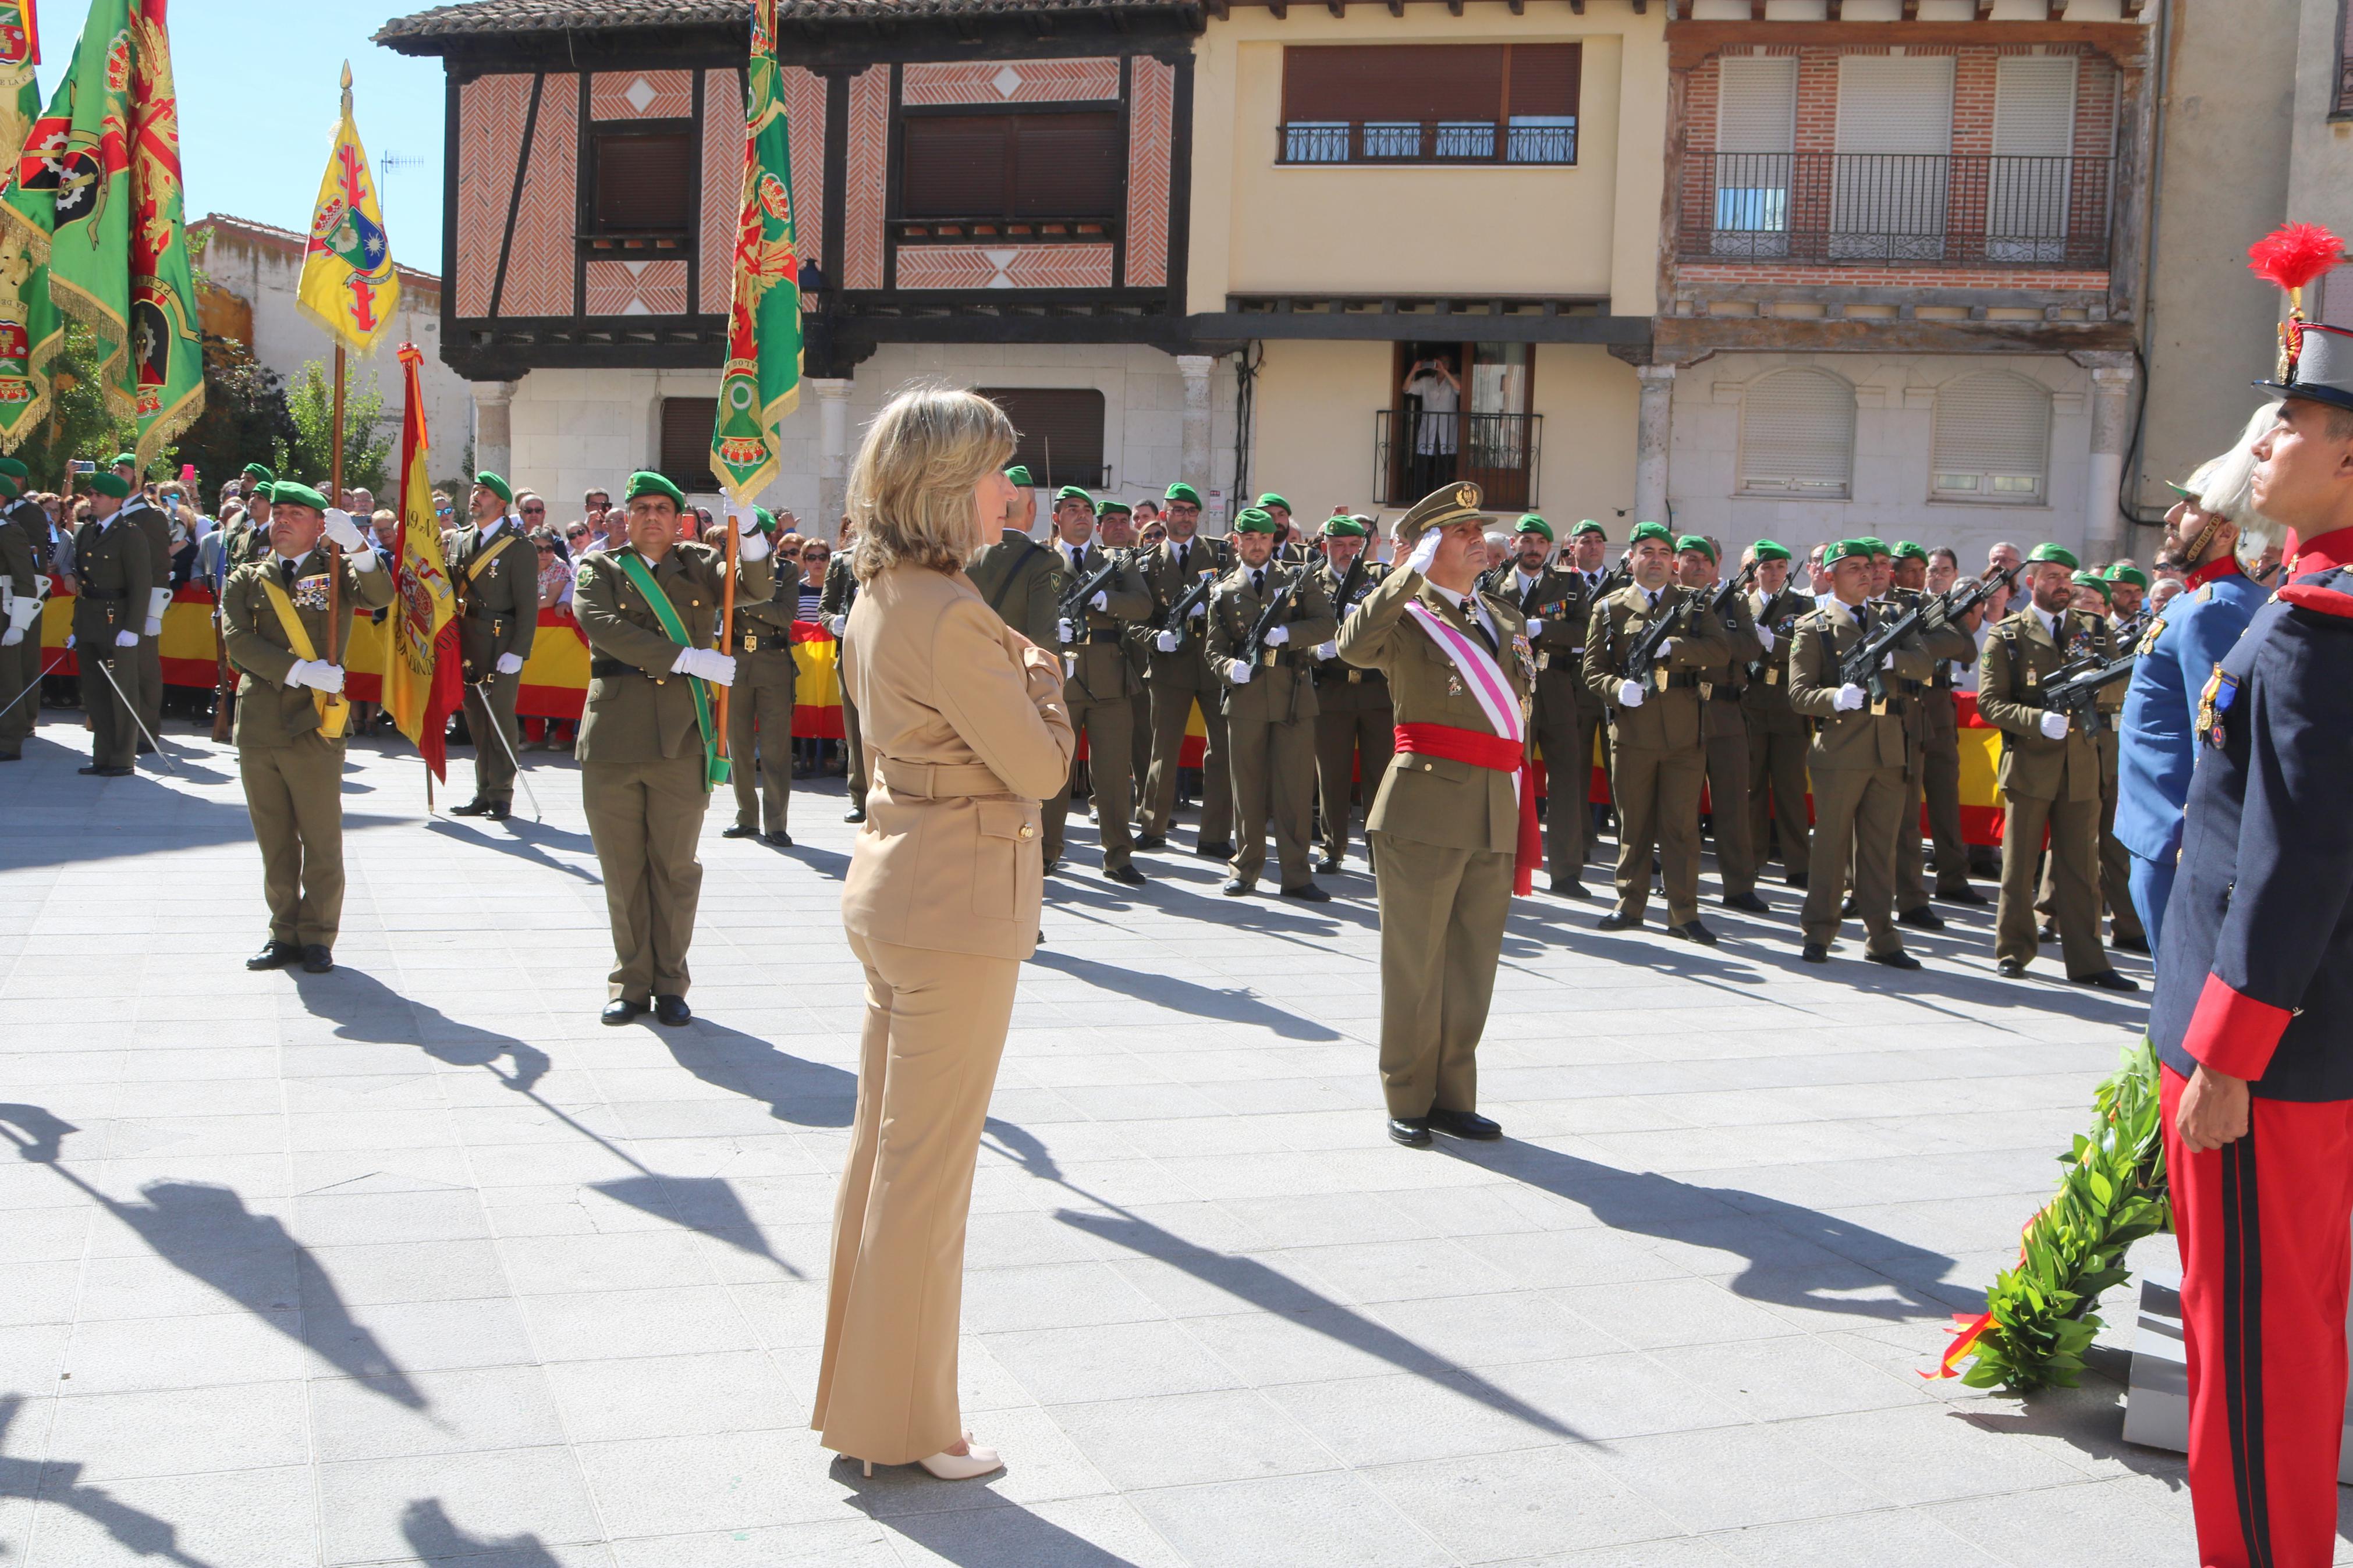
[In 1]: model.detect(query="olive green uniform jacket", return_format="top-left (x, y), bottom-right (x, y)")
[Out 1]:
top-left (220, 550), bottom-right (397, 747)
top-left (966, 529), bottom-right (1064, 649)
top-left (574, 542), bottom-right (777, 765)
top-left (442, 518), bottom-right (541, 676)
top-left (1206, 557), bottom-right (1338, 727)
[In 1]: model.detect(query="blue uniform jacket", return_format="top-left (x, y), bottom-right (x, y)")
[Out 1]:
top-left (2113, 561), bottom-right (2267, 863)
top-left (2152, 530), bottom-right (2353, 1101)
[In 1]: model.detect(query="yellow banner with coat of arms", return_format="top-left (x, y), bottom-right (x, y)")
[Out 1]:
top-left (295, 64), bottom-right (398, 354)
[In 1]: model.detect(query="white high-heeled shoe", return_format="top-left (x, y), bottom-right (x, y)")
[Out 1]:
top-left (859, 1438), bottom-right (1003, 1481)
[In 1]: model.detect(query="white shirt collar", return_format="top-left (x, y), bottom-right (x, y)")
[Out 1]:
top-left (2033, 605), bottom-right (2061, 639)
top-left (477, 515), bottom-right (507, 543)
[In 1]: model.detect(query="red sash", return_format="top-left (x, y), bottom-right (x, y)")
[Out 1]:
top-left (1393, 721), bottom-right (1543, 895)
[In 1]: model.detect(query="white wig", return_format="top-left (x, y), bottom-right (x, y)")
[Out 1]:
top-left (2188, 404), bottom-right (2284, 555)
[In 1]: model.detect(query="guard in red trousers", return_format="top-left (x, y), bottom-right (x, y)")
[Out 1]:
top-left (2152, 244), bottom-right (2353, 1568)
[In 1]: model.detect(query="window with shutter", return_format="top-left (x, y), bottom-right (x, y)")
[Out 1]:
top-left (1712, 58), bottom-right (1796, 253)
top-left (978, 387), bottom-right (1107, 490)
top-left (1279, 44), bottom-right (1578, 166)
top-left (658, 397), bottom-right (719, 490)
top-left (1931, 372), bottom-right (2050, 504)
top-left (1988, 58), bottom-right (2078, 263)
top-left (592, 129), bottom-right (697, 236)
top-left (2338, 0), bottom-right (2353, 119)
top-left (1737, 369), bottom-right (1855, 498)
top-left (900, 112), bottom-right (1123, 222)
top-left (1832, 56), bottom-right (1953, 261)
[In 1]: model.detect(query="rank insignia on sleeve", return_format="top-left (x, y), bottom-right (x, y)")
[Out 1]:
top-left (292, 573), bottom-right (332, 611)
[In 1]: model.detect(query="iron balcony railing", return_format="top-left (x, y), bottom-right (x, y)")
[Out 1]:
top-left (1374, 410), bottom-right (1541, 511)
top-left (1280, 118), bottom-right (1577, 167)
top-left (1680, 152), bottom-right (2114, 269)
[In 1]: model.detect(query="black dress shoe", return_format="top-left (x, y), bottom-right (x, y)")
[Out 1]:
top-left (1939, 886), bottom-right (1990, 906)
top-left (2037, 923), bottom-right (2060, 943)
top-left (1135, 833), bottom-right (1168, 851)
top-left (1865, 948), bottom-right (1922, 970)
top-left (1105, 865), bottom-right (1148, 888)
top-left (2074, 969), bottom-right (2139, 993)
top-left (246, 940), bottom-right (300, 970)
top-left (1387, 1117), bottom-right (1433, 1149)
top-left (1800, 943), bottom-right (1829, 964)
top-left (601, 998), bottom-right (643, 1026)
top-left (2111, 932), bottom-right (2151, 955)
top-left (1722, 891), bottom-right (1770, 913)
top-left (1043, 859), bottom-right (1066, 877)
top-left (77, 764), bottom-right (133, 777)
top-left (1667, 920), bottom-right (1719, 945)
top-left (1998, 959), bottom-right (2029, 978)
top-left (1280, 881), bottom-right (1330, 903)
top-left (722, 823), bottom-right (758, 838)
top-left (1196, 839), bottom-right (1234, 859)
top-left (300, 945), bottom-right (335, 974)
top-left (1840, 897), bottom-right (1858, 918)
top-left (1550, 877), bottom-right (1589, 899)
top-left (1783, 871), bottom-right (1808, 889)
top-left (482, 802), bottom-right (511, 822)
top-left (844, 806), bottom-right (867, 823)
top-left (1595, 911), bottom-right (1642, 932)
top-left (1896, 906), bottom-right (1946, 931)
top-left (1220, 878), bottom-right (1252, 897)
top-left (449, 798), bottom-right (494, 816)
top-left (765, 830), bottom-right (793, 848)
top-left (654, 994), bottom-right (693, 1025)
top-left (1316, 856), bottom-right (1344, 876)
top-left (1427, 1107), bottom-right (1502, 1142)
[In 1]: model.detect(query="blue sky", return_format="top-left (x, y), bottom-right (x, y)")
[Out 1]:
top-left (37, 0), bottom-right (450, 268)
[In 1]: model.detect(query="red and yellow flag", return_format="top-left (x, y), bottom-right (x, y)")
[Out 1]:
top-left (385, 343), bottom-right (459, 777)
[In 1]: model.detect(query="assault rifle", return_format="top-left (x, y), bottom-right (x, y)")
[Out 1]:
top-left (1618, 586), bottom-right (1694, 683)
top-left (1158, 571), bottom-right (1216, 655)
top-left (1056, 550), bottom-right (1125, 641)
top-left (2038, 651), bottom-right (2139, 735)
top-left (1708, 559), bottom-right (1759, 620)
top-left (1246, 565), bottom-right (1303, 667)
top-left (1837, 598), bottom-right (1929, 705)
top-left (1920, 560), bottom-right (2020, 638)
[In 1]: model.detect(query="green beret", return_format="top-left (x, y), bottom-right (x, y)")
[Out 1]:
top-left (1256, 492), bottom-right (1291, 513)
top-left (752, 507), bottom-right (775, 534)
top-left (1004, 464), bottom-right (1032, 487)
top-left (1823, 538), bottom-right (1875, 566)
top-left (1857, 536), bottom-right (1890, 556)
top-left (0, 474), bottom-right (20, 500)
top-left (2071, 569), bottom-right (2111, 602)
top-left (1164, 482), bottom-right (1201, 506)
top-left (2026, 541), bottom-right (2079, 570)
top-left (1627, 521), bottom-right (1673, 547)
top-left (1232, 506), bottom-right (1277, 535)
top-left (243, 462), bottom-right (275, 483)
top-left (1514, 514), bottom-right (1554, 542)
top-left (1573, 519), bottom-right (1606, 539)
top-left (248, 482), bottom-right (274, 504)
top-left (1321, 515), bottom-right (1368, 538)
top-left (1674, 534), bottom-right (1716, 563)
top-left (0, 456), bottom-right (27, 481)
top-left (2104, 564), bottom-right (2151, 588)
top-left (110, 451), bottom-right (136, 471)
top-left (474, 471), bottom-right (513, 504)
top-left (1892, 540), bottom-right (1929, 563)
top-left (88, 471), bottom-right (131, 499)
top-left (271, 481), bottom-right (329, 512)
top-left (1751, 539), bottom-right (1791, 563)
top-left (1054, 485), bottom-right (1095, 508)
top-left (1098, 499), bottom-right (1133, 518)
top-left (624, 471), bottom-right (684, 507)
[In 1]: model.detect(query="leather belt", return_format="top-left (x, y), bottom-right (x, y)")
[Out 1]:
top-left (1710, 685), bottom-right (1745, 701)
top-left (589, 657), bottom-right (662, 680)
top-left (871, 758), bottom-right (1008, 799)
top-left (734, 631), bottom-right (780, 653)
top-left (1083, 628), bottom-right (1122, 645)
top-left (1662, 671), bottom-right (1702, 690)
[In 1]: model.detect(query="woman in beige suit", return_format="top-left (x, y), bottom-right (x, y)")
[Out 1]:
top-left (812, 387), bottom-right (1075, 1479)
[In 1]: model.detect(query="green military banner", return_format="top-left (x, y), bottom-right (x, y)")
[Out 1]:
top-left (707, 0), bottom-right (802, 504)
top-left (0, 51), bottom-right (55, 449)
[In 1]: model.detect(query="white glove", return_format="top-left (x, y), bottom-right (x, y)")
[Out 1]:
top-left (1524, 618), bottom-right (1543, 638)
top-left (1189, 599), bottom-right (1207, 620)
top-left (1656, 638), bottom-right (1677, 661)
top-left (826, 614), bottom-right (847, 637)
top-left (1057, 618), bottom-right (1078, 643)
top-left (1155, 629), bottom-right (1180, 652)
top-left (1833, 684), bottom-right (1865, 712)
top-left (147, 586), bottom-right (172, 622)
top-left (1314, 639), bottom-right (1338, 661)
top-left (0, 629), bottom-right (17, 648)
top-left (113, 629), bottom-right (139, 648)
top-left (1089, 590), bottom-right (1109, 611)
top-left (1405, 529), bottom-right (1443, 577)
top-left (1227, 659), bottom-right (1254, 684)
top-left (2039, 711), bottom-right (2070, 740)
top-left (671, 646), bottom-right (737, 687)
top-left (320, 507), bottom-right (367, 553)
top-left (1755, 625), bottom-right (1775, 653)
top-left (733, 502), bottom-right (761, 535)
top-left (346, 543), bottom-right (380, 573)
top-left (1880, 652), bottom-right (1898, 671)
top-left (141, 617), bottom-right (162, 637)
top-left (1262, 624), bottom-right (1290, 648)
top-left (494, 652), bottom-right (524, 676)
top-left (287, 659), bottom-right (346, 695)
top-left (1615, 678), bottom-right (1645, 708)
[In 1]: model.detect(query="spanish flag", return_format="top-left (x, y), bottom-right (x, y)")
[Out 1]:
top-left (296, 63), bottom-right (399, 355)
top-left (385, 344), bottom-right (460, 778)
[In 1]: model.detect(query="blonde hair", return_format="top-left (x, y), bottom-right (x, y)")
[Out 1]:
top-left (847, 385), bottom-right (1015, 581)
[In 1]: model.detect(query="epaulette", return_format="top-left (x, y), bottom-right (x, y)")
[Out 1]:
top-left (2278, 566), bottom-right (2353, 620)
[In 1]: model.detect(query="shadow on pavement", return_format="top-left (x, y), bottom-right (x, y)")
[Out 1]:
top-left (837, 1464), bottom-right (1135, 1566)
top-left (399, 1497), bottom-right (569, 1565)
top-left (1027, 949), bottom-right (1342, 1042)
top-left (290, 968), bottom-right (549, 1094)
top-left (661, 1020), bottom-right (856, 1129)
top-left (0, 1395), bottom-right (215, 1567)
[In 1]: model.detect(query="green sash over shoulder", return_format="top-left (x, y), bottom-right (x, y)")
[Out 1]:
top-left (612, 549), bottom-right (730, 790)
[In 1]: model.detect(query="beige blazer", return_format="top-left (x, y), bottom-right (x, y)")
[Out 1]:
top-left (840, 561), bottom-right (1076, 961)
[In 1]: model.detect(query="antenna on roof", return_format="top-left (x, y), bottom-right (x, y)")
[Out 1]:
top-left (378, 151), bottom-right (430, 179)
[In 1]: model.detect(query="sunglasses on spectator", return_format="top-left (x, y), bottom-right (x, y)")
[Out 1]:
top-left (566, 525), bottom-right (590, 538)
top-left (522, 504), bottom-right (546, 515)
top-left (535, 542), bottom-right (555, 553)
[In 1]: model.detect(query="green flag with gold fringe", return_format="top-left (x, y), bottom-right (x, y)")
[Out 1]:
top-left (0, 48), bottom-right (56, 450)
top-left (0, 0), bottom-right (202, 467)
top-left (708, 0), bottom-right (802, 503)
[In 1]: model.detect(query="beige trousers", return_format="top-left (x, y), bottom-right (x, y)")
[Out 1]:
top-left (1609, 741), bottom-right (1705, 925)
top-left (1371, 831), bottom-right (1513, 1121)
top-left (812, 933), bottom-right (1020, 1466)
top-left (726, 649), bottom-right (795, 834)
top-left (239, 734), bottom-right (347, 947)
top-left (583, 753), bottom-right (710, 1002)
top-left (1802, 763), bottom-right (1904, 956)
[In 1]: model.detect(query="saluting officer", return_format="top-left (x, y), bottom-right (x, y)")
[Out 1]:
top-left (573, 472), bottom-right (774, 1026)
top-left (1978, 542), bottom-right (2137, 991)
top-left (1478, 514), bottom-right (1591, 897)
top-left (722, 507), bottom-right (803, 848)
top-left (1886, 540), bottom-right (1979, 929)
top-left (1741, 541), bottom-right (1813, 888)
top-left (1582, 520), bottom-right (1730, 941)
top-left (112, 453), bottom-right (172, 749)
top-left (1137, 482), bottom-right (1235, 858)
top-left (70, 470), bottom-right (151, 776)
top-left (444, 472), bottom-right (539, 820)
top-left (1045, 486), bottom-right (1152, 886)
top-left (1308, 514), bottom-right (1392, 874)
top-left (1674, 534), bottom-right (1767, 913)
top-left (1208, 506), bottom-right (1336, 899)
top-left (0, 470), bottom-right (41, 762)
top-left (219, 484), bottom-right (393, 973)
top-left (1787, 538), bottom-right (1929, 969)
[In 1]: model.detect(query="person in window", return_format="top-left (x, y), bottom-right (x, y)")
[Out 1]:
top-left (1403, 354), bottom-right (1462, 495)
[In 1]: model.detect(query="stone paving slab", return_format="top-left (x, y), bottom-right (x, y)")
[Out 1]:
top-left (1, 717), bottom-right (2348, 1566)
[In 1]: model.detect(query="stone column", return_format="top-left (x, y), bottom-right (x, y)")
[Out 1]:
top-left (1177, 354), bottom-right (1214, 488)
top-left (812, 377), bottom-right (853, 529)
top-left (1633, 364), bottom-right (1676, 527)
top-left (473, 379), bottom-right (518, 483)
top-left (2086, 361), bottom-right (2137, 561)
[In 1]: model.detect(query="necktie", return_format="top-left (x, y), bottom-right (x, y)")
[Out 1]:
top-left (1071, 547), bottom-right (1084, 575)
top-left (280, 558), bottom-right (296, 586)
top-left (1252, 569), bottom-right (1265, 597)
top-left (1178, 543), bottom-right (1188, 574)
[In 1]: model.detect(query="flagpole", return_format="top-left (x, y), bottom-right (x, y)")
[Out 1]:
top-left (323, 63), bottom-right (356, 694)
top-left (716, 509), bottom-right (736, 765)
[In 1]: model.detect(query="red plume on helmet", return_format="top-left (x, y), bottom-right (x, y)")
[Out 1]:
top-left (2247, 222), bottom-right (2345, 295)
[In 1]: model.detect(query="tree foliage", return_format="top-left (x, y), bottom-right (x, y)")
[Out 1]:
top-left (176, 336), bottom-right (296, 508)
top-left (276, 355), bottom-right (392, 498)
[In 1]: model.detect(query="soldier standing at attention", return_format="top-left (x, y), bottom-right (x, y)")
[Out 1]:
top-left (445, 472), bottom-right (539, 820)
top-left (1308, 514), bottom-right (1391, 874)
top-left (1138, 482), bottom-right (1234, 858)
top-left (70, 471), bottom-right (151, 776)
top-left (964, 466), bottom-right (1062, 656)
top-left (821, 517), bottom-right (869, 822)
top-left (1478, 514), bottom-right (1592, 897)
top-left (1553, 519), bottom-right (1614, 877)
top-left (1675, 534), bottom-right (1767, 913)
top-left (1582, 521), bottom-right (1729, 941)
top-left (1886, 540), bottom-right (1979, 930)
top-left (1337, 483), bottom-right (1536, 1147)
top-left (1916, 546), bottom-right (1989, 907)
top-left (221, 464), bottom-right (275, 567)
top-left (722, 507), bottom-right (803, 848)
top-left (1786, 539), bottom-right (1928, 969)
top-left (1977, 542), bottom-right (2137, 991)
top-left (112, 454), bottom-right (172, 749)
top-left (1741, 541), bottom-right (1812, 890)
top-left (0, 470), bottom-right (41, 762)
top-left (219, 485), bottom-right (393, 973)
top-left (1044, 486), bottom-right (1152, 886)
top-left (1208, 506), bottom-right (1335, 899)
top-left (574, 472), bottom-right (773, 1026)
top-left (1096, 499), bottom-right (1155, 810)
